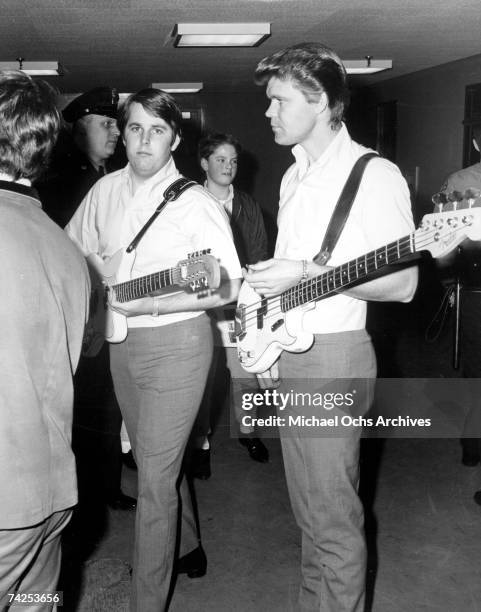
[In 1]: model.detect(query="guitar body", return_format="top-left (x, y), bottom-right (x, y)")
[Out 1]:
top-left (236, 281), bottom-right (315, 374)
top-left (84, 249), bottom-right (135, 355)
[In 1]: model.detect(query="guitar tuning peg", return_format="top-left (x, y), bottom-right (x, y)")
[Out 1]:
top-left (432, 192), bottom-right (448, 211)
top-left (464, 188), bottom-right (481, 207)
top-left (447, 190), bottom-right (463, 210)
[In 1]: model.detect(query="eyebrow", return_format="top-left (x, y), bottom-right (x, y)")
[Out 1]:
top-left (127, 121), bottom-right (167, 129)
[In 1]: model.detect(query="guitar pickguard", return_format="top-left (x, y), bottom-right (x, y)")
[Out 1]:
top-left (236, 281), bottom-right (315, 373)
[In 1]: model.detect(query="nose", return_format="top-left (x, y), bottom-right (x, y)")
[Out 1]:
top-left (110, 124), bottom-right (120, 137)
top-left (142, 130), bottom-right (150, 144)
top-left (265, 101), bottom-right (275, 118)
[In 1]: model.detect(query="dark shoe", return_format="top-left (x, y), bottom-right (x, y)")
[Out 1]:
top-left (474, 490), bottom-right (481, 506)
top-left (176, 546), bottom-right (207, 578)
top-left (107, 491), bottom-right (137, 511)
top-left (122, 450), bottom-right (137, 470)
top-left (462, 439), bottom-right (480, 466)
top-left (239, 437), bottom-right (269, 463)
top-left (190, 449), bottom-right (211, 480)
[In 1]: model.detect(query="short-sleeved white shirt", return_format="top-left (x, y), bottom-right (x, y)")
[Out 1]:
top-left (275, 124), bottom-right (415, 334)
top-left (66, 157), bottom-right (242, 328)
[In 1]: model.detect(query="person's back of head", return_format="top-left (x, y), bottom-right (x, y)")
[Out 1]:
top-left (0, 70), bottom-right (60, 182)
top-left (254, 42), bottom-right (349, 129)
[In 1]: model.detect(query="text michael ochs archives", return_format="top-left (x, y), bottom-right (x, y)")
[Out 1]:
top-left (240, 389), bottom-right (432, 430)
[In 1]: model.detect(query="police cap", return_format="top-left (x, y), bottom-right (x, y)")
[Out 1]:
top-left (62, 87), bottom-right (119, 123)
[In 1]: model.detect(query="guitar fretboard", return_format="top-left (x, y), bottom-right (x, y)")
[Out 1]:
top-left (113, 268), bottom-right (180, 302)
top-left (280, 235), bottom-right (414, 312)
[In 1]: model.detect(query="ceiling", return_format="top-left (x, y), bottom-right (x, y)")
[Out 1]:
top-left (1, 0), bottom-right (480, 95)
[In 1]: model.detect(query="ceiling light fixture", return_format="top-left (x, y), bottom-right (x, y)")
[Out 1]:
top-left (0, 57), bottom-right (62, 76)
top-left (172, 23), bottom-right (271, 47)
top-left (343, 56), bottom-right (392, 75)
top-left (151, 82), bottom-right (203, 93)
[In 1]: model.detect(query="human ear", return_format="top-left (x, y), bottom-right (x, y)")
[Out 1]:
top-left (171, 133), bottom-right (181, 151)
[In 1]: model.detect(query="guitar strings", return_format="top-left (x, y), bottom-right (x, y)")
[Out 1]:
top-left (238, 223), bottom-right (466, 331)
top-left (115, 268), bottom-right (174, 302)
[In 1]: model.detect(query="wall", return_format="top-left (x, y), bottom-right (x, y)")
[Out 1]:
top-left (356, 53), bottom-right (481, 221)
top-left (178, 53), bottom-right (481, 228)
top-left (173, 89), bottom-right (293, 249)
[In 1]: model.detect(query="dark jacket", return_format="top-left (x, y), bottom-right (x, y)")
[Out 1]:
top-left (231, 189), bottom-right (268, 267)
top-left (38, 140), bottom-right (117, 228)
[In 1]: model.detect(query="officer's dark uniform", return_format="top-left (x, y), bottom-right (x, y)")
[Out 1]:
top-left (39, 88), bottom-right (136, 512)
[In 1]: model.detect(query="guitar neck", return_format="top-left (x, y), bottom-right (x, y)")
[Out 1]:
top-left (280, 233), bottom-right (414, 312)
top-left (113, 267), bottom-right (181, 302)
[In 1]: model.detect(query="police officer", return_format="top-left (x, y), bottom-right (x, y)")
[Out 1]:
top-left (40, 86), bottom-right (121, 227)
top-left (41, 87), bottom-right (136, 512)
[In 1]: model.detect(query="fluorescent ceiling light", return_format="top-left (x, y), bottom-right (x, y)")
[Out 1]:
top-left (343, 59), bottom-right (392, 75)
top-left (172, 23), bottom-right (270, 47)
top-left (0, 59), bottom-right (62, 76)
top-left (151, 82), bottom-right (203, 93)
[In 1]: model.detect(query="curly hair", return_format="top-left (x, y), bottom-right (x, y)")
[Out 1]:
top-left (0, 70), bottom-right (60, 182)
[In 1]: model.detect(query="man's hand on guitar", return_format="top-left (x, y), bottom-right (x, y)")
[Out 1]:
top-left (243, 258), bottom-right (330, 297)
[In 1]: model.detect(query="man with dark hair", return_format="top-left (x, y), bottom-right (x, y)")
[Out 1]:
top-left (66, 88), bottom-right (241, 611)
top-left (191, 132), bottom-right (269, 476)
top-left (0, 70), bottom-right (90, 605)
top-left (244, 43), bottom-right (418, 611)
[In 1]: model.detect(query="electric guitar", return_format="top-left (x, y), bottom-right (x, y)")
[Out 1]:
top-left (83, 248), bottom-right (220, 356)
top-left (235, 191), bottom-right (481, 374)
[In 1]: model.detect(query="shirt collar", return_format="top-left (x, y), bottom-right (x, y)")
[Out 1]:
top-left (124, 156), bottom-right (178, 195)
top-left (292, 123), bottom-right (349, 178)
top-left (0, 179), bottom-right (41, 206)
top-left (204, 182), bottom-right (234, 205)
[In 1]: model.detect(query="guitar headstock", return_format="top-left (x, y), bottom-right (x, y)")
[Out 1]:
top-left (177, 250), bottom-right (221, 294)
top-left (417, 191), bottom-right (481, 258)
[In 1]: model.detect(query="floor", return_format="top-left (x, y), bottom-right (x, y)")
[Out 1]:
top-left (59, 264), bottom-right (481, 611)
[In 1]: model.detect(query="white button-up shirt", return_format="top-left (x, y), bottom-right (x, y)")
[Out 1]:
top-left (66, 157), bottom-right (241, 328)
top-left (275, 124), bottom-right (414, 334)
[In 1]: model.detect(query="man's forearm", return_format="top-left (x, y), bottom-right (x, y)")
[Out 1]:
top-left (152, 278), bottom-right (241, 315)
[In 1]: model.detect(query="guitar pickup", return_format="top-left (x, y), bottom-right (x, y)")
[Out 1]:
top-left (257, 296), bottom-right (268, 329)
top-left (271, 319), bottom-right (284, 332)
top-left (234, 305), bottom-right (246, 341)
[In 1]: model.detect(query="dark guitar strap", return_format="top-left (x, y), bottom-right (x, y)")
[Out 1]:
top-left (313, 152), bottom-right (379, 265)
top-left (126, 177), bottom-right (197, 253)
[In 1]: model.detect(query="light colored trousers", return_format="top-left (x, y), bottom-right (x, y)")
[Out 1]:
top-left (110, 315), bottom-right (212, 612)
top-left (0, 509), bottom-right (72, 612)
top-left (278, 329), bottom-right (376, 612)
